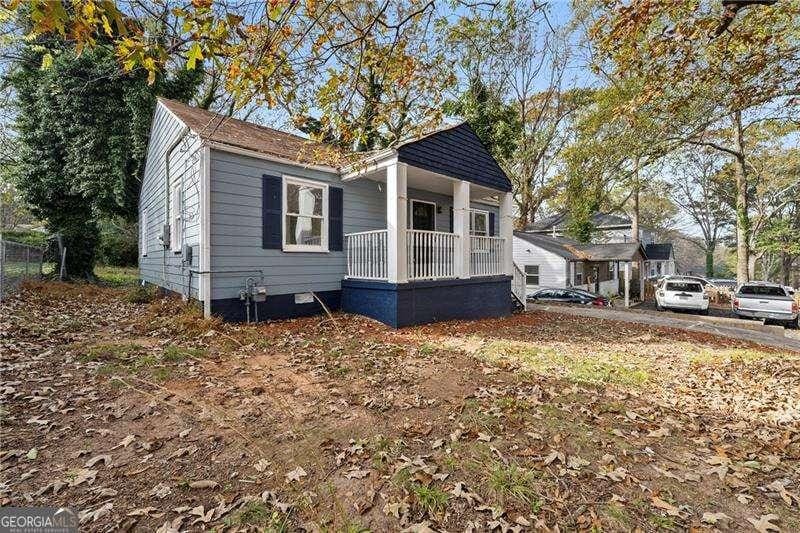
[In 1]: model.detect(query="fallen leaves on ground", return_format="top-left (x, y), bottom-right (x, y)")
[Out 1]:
top-left (1, 282), bottom-right (798, 531)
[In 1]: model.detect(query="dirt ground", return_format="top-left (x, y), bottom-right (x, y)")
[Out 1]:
top-left (2, 282), bottom-right (799, 532)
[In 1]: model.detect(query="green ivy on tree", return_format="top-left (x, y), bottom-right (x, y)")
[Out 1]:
top-left (9, 39), bottom-right (202, 278)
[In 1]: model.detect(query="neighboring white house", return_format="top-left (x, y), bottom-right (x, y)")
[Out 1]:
top-left (513, 231), bottom-right (646, 305)
top-left (527, 211), bottom-right (677, 280)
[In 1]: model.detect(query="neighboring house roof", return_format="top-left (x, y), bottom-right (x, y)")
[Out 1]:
top-left (644, 243), bottom-right (674, 261)
top-left (529, 211), bottom-right (634, 232)
top-left (514, 232), bottom-right (644, 262)
top-left (396, 123), bottom-right (513, 192)
top-left (514, 231), bottom-right (579, 259)
top-left (573, 242), bottom-right (643, 262)
top-left (158, 98), bottom-right (342, 167)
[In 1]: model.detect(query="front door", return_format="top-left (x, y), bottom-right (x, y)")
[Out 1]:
top-left (411, 201), bottom-right (436, 231)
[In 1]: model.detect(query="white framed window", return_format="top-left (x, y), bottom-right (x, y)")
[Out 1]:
top-left (141, 209), bottom-right (149, 257)
top-left (525, 265), bottom-right (540, 286)
top-left (169, 181), bottom-right (182, 251)
top-left (283, 175), bottom-right (328, 252)
top-left (470, 209), bottom-right (488, 236)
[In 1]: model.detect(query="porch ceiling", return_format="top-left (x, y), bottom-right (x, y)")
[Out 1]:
top-left (351, 165), bottom-right (500, 203)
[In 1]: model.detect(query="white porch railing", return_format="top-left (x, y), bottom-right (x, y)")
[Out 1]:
top-left (345, 230), bottom-right (388, 280)
top-left (344, 230), bottom-right (508, 282)
top-left (407, 230), bottom-right (458, 280)
top-left (469, 236), bottom-right (504, 277)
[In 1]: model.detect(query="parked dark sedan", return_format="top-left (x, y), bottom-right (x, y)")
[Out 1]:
top-left (527, 288), bottom-right (611, 307)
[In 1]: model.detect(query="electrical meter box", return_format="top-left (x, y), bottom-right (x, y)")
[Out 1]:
top-left (252, 286), bottom-right (268, 302)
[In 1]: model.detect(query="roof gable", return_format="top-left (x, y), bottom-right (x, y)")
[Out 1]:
top-left (396, 123), bottom-right (512, 192)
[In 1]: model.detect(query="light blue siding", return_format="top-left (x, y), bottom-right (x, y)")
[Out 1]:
top-left (209, 149), bottom-right (386, 300)
top-left (208, 151), bottom-right (500, 301)
top-left (139, 102), bottom-right (202, 297)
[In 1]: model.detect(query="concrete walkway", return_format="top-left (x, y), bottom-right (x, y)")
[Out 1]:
top-left (527, 303), bottom-right (800, 352)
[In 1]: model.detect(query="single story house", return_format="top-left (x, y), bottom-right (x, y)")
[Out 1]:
top-left (139, 98), bottom-right (523, 327)
top-left (513, 232), bottom-right (646, 305)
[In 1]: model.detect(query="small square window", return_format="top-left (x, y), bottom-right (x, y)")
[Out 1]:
top-left (525, 265), bottom-right (539, 286)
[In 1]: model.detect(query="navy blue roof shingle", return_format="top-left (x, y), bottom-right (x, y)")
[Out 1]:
top-left (397, 123), bottom-right (512, 192)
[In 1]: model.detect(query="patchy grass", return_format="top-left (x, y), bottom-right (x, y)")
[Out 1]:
top-left (486, 462), bottom-right (541, 510)
top-left (409, 484), bottom-right (449, 515)
top-left (162, 345), bottom-right (207, 362)
top-left (125, 284), bottom-right (156, 304)
top-left (475, 339), bottom-right (651, 387)
top-left (95, 265), bottom-right (140, 287)
top-left (80, 343), bottom-right (146, 362)
top-left (224, 500), bottom-right (290, 531)
top-left (458, 399), bottom-right (502, 433)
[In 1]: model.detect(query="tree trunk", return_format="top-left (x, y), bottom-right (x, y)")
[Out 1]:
top-left (630, 157), bottom-right (640, 243)
top-left (747, 253), bottom-right (758, 281)
top-left (705, 247), bottom-right (714, 278)
top-left (782, 252), bottom-right (793, 286)
top-left (732, 111), bottom-right (750, 285)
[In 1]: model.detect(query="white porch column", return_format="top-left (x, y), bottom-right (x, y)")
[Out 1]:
top-left (499, 192), bottom-right (514, 275)
top-left (639, 261), bottom-right (645, 301)
top-left (453, 180), bottom-right (471, 278)
top-left (387, 161), bottom-right (408, 283)
top-left (624, 261), bottom-right (631, 308)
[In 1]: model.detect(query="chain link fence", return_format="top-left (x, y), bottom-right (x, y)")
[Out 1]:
top-left (0, 240), bottom-right (48, 302)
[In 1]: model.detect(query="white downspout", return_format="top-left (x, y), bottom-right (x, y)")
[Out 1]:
top-left (200, 145), bottom-right (212, 317)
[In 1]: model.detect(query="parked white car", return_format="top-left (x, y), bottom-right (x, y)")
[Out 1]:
top-left (733, 282), bottom-right (799, 328)
top-left (655, 275), bottom-right (718, 291)
top-left (655, 277), bottom-right (710, 314)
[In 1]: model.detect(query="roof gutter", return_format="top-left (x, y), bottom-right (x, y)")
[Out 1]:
top-left (203, 140), bottom-right (339, 173)
top-left (340, 148), bottom-right (398, 180)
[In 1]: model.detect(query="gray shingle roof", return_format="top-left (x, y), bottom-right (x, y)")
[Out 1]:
top-left (159, 98), bottom-right (343, 167)
top-left (514, 232), bottom-right (579, 259)
top-left (573, 242), bottom-right (643, 261)
top-left (529, 211), bottom-right (633, 232)
top-left (514, 232), bottom-right (644, 261)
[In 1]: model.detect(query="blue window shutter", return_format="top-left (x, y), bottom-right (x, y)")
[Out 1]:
top-left (449, 206), bottom-right (453, 233)
top-left (489, 212), bottom-right (496, 236)
top-left (262, 175), bottom-right (282, 249)
top-left (329, 186), bottom-right (343, 251)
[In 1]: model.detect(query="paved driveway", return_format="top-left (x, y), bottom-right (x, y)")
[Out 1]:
top-left (527, 303), bottom-right (800, 352)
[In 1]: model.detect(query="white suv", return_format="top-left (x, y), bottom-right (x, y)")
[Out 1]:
top-left (655, 277), bottom-right (710, 315)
